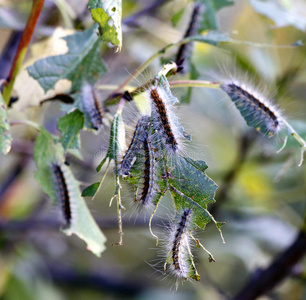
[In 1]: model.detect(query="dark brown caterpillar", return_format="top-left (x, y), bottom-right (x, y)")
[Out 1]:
top-left (51, 164), bottom-right (72, 225)
top-left (150, 88), bottom-right (178, 151)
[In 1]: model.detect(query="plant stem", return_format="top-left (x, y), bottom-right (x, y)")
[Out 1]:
top-left (2, 0), bottom-right (45, 105)
top-left (10, 120), bottom-right (41, 131)
top-left (114, 39), bottom-right (191, 93)
top-left (282, 119), bottom-right (306, 166)
top-left (169, 80), bottom-right (221, 89)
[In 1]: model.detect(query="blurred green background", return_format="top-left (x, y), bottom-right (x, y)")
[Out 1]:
top-left (0, 0), bottom-right (306, 299)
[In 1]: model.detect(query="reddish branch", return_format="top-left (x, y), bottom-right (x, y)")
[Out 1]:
top-left (3, 0), bottom-right (45, 104)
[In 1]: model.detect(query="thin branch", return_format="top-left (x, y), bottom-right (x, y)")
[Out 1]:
top-left (232, 230), bottom-right (306, 300)
top-left (0, 215), bottom-right (160, 233)
top-left (45, 262), bottom-right (145, 296)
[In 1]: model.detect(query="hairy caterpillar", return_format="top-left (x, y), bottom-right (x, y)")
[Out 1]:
top-left (136, 135), bottom-right (156, 206)
top-left (175, 2), bottom-right (204, 73)
top-left (51, 163), bottom-right (72, 226)
top-left (82, 82), bottom-right (104, 130)
top-left (221, 80), bottom-right (282, 137)
top-left (120, 115), bottom-right (151, 175)
top-left (166, 208), bottom-right (193, 280)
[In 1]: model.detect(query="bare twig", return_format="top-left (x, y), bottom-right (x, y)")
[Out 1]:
top-left (232, 230), bottom-right (306, 300)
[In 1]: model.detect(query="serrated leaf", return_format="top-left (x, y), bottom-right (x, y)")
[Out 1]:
top-left (183, 157), bottom-right (208, 172)
top-left (168, 155), bottom-right (217, 206)
top-left (58, 110), bottom-right (84, 152)
top-left (82, 182), bottom-right (100, 197)
top-left (0, 93), bottom-right (11, 154)
top-left (199, 0), bottom-right (234, 30)
top-left (60, 164), bottom-right (107, 257)
top-left (250, 0), bottom-right (306, 31)
top-left (27, 27), bottom-right (107, 93)
top-left (89, 0), bottom-right (122, 51)
top-left (34, 129), bottom-right (106, 256)
top-left (170, 186), bottom-right (214, 230)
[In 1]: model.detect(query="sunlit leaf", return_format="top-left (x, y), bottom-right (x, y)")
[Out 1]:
top-left (58, 109), bottom-right (84, 152)
top-left (88, 0), bottom-right (122, 51)
top-left (0, 92), bottom-right (11, 154)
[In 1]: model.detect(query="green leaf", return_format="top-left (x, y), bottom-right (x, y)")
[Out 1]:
top-left (168, 155), bottom-right (217, 207)
top-left (0, 92), bottom-right (11, 154)
top-left (250, 0), bottom-right (306, 31)
top-left (60, 164), bottom-right (107, 257)
top-left (199, 0), bottom-right (234, 30)
top-left (171, 8), bottom-right (185, 27)
top-left (97, 112), bottom-right (126, 173)
top-left (82, 182), bottom-right (100, 197)
top-left (170, 186), bottom-right (223, 231)
top-left (27, 27), bottom-right (107, 93)
top-left (33, 128), bottom-right (65, 203)
top-left (88, 0), bottom-right (122, 51)
top-left (60, 92), bottom-right (96, 131)
top-left (58, 110), bottom-right (84, 152)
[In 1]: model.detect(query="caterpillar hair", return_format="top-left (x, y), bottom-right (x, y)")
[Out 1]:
top-left (136, 135), bottom-right (156, 206)
top-left (51, 163), bottom-right (72, 226)
top-left (220, 80), bottom-right (283, 137)
top-left (120, 115), bottom-right (151, 175)
top-left (82, 81), bottom-right (104, 130)
top-left (168, 208), bottom-right (193, 279)
top-left (175, 2), bottom-right (204, 73)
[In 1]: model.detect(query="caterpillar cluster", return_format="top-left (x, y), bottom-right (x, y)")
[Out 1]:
top-left (119, 77), bottom-right (188, 207)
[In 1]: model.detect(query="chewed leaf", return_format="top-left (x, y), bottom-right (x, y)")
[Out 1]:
top-left (168, 155), bottom-right (217, 205)
top-left (88, 0), bottom-right (122, 51)
top-left (59, 164), bottom-right (107, 257)
top-left (0, 92), bottom-right (11, 154)
top-left (27, 27), bottom-right (107, 92)
top-left (183, 157), bottom-right (208, 172)
top-left (170, 186), bottom-right (213, 230)
top-left (58, 109), bottom-right (84, 152)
